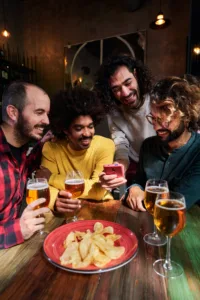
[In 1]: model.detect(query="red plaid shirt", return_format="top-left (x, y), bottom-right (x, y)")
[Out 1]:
top-left (0, 127), bottom-right (42, 249)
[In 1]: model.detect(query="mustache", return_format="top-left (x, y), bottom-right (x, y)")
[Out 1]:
top-left (156, 129), bottom-right (170, 134)
top-left (79, 136), bottom-right (93, 141)
top-left (34, 124), bottom-right (48, 129)
top-left (124, 89), bottom-right (138, 99)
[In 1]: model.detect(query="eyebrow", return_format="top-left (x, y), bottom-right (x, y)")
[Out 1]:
top-left (111, 77), bottom-right (132, 90)
top-left (73, 122), bottom-right (94, 128)
top-left (34, 108), bottom-right (45, 113)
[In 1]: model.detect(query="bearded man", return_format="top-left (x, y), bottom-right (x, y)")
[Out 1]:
top-left (95, 55), bottom-right (155, 186)
top-left (126, 76), bottom-right (200, 211)
top-left (0, 81), bottom-right (78, 248)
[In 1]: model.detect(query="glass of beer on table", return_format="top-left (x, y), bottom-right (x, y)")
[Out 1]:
top-left (26, 178), bottom-right (50, 237)
top-left (65, 170), bottom-right (85, 222)
top-left (143, 179), bottom-right (169, 246)
top-left (153, 191), bottom-right (186, 278)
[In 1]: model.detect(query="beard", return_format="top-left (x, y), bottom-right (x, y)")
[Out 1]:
top-left (156, 120), bottom-right (186, 145)
top-left (15, 113), bottom-right (46, 144)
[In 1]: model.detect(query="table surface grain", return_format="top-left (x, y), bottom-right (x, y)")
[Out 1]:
top-left (0, 200), bottom-right (199, 300)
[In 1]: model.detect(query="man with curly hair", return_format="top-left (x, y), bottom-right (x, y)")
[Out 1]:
top-left (125, 76), bottom-right (200, 211)
top-left (36, 87), bottom-right (115, 213)
top-left (95, 55), bottom-right (155, 187)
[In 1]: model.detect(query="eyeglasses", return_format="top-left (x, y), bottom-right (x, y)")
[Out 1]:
top-left (146, 114), bottom-right (170, 128)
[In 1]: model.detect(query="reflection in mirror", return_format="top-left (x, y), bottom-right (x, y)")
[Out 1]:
top-left (64, 31), bottom-right (146, 90)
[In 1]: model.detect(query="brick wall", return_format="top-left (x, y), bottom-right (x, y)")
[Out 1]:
top-left (21, 0), bottom-right (190, 95)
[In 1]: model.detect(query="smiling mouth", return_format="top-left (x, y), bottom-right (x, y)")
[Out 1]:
top-left (35, 127), bottom-right (45, 134)
top-left (123, 95), bottom-right (136, 104)
top-left (157, 130), bottom-right (169, 137)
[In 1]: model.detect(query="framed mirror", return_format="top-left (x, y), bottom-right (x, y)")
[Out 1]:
top-left (64, 30), bottom-right (146, 90)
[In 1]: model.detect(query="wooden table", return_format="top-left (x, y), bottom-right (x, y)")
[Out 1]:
top-left (0, 200), bottom-right (200, 300)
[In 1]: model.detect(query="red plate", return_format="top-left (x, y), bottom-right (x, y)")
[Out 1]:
top-left (43, 220), bottom-right (138, 274)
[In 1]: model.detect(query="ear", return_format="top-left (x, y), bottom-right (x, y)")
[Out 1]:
top-left (133, 68), bottom-right (137, 78)
top-left (6, 105), bottom-right (19, 122)
top-left (63, 129), bottom-right (69, 135)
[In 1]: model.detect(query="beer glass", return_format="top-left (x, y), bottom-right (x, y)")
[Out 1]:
top-left (26, 178), bottom-right (50, 237)
top-left (65, 170), bottom-right (85, 222)
top-left (153, 192), bottom-right (186, 278)
top-left (143, 179), bottom-right (169, 246)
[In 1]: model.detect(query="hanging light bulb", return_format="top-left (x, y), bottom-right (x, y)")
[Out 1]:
top-left (150, 0), bottom-right (171, 29)
top-left (193, 47), bottom-right (200, 55)
top-left (2, 29), bottom-right (10, 38)
top-left (1, 0), bottom-right (11, 38)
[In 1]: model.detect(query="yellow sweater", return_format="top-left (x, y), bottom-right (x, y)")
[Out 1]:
top-left (41, 135), bottom-right (115, 210)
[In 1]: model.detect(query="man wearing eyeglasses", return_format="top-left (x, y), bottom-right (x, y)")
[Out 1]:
top-left (96, 55), bottom-right (155, 187)
top-left (126, 76), bottom-right (200, 210)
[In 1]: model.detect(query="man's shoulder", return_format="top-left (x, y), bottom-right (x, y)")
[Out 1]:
top-left (92, 135), bottom-right (115, 148)
top-left (193, 132), bottom-right (200, 144)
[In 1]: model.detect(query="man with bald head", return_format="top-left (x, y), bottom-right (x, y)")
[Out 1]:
top-left (0, 81), bottom-right (79, 249)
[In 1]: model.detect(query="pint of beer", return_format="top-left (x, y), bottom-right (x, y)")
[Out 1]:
top-left (65, 179), bottom-right (85, 198)
top-left (144, 186), bottom-right (169, 215)
top-left (26, 178), bottom-right (50, 208)
top-left (154, 198), bottom-right (186, 237)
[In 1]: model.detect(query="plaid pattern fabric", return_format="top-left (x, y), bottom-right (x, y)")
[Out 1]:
top-left (0, 128), bottom-right (42, 248)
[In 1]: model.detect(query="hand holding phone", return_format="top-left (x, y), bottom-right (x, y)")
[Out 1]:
top-left (103, 163), bottom-right (124, 178)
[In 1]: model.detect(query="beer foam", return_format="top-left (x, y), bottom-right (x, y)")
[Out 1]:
top-left (65, 179), bottom-right (84, 185)
top-left (155, 199), bottom-right (186, 210)
top-left (146, 186), bottom-right (169, 194)
top-left (27, 182), bottom-right (49, 190)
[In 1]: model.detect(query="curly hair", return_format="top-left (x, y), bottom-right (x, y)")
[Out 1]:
top-left (150, 76), bottom-right (200, 131)
top-left (95, 55), bottom-right (152, 112)
top-left (50, 86), bottom-right (106, 139)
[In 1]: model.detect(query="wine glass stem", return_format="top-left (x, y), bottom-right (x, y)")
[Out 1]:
top-left (164, 236), bottom-right (172, 270)
top-left (153, 224), bottom-right (159, 238)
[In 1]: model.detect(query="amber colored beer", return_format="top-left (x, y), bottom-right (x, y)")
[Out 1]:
top-left (65, 179), bottom-right (85, 198)
top-left (144, 186), bottom-right (169, 215)
top-left (26, 182), bottom-right (50, 208)
top-left (154, 200), bottom-right (186, 237)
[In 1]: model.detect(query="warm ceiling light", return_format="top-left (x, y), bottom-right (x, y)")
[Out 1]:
top-left (155, 12), bottom-right (166, 25)
top-left (150, 1), bottom-right (171, 30)
top-left (193, 47), bottom-right (200, 55)
top-left (1, 0), bottom-right (10, 38)
top-left (2, 29), bottom-right (10, 38)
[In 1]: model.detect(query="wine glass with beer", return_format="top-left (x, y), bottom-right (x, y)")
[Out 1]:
top-left (65, 170), bottom-right (85, 222)
top-left (143, 179), bottom-right (169, 246)
top-left (153, 191), bottom-right (186, 278)
top-left (26, 178), bottom-right (50, 237)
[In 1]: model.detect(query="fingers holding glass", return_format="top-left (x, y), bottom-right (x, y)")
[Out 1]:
top-left (26, 178), bottom-right (50, 238)
top-left (64, 170), bottom-right (85, 222)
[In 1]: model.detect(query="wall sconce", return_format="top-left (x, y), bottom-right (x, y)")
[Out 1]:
top-left (150, 0), bottom-right (171, 30)
top-left (1, 0), bottom-right (10, 38)
top-left (193, 47), bottom-right (200, 55)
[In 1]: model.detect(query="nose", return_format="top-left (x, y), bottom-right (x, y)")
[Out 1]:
top-left (82, 128), bottom-right (91, 137)
top-left (121, 86), bottom-right (130, 97)
top-left (42, 114), bottom-right (50, 125)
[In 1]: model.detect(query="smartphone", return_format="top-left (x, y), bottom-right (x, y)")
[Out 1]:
top-left (103, 163), bottom-right (124, 177)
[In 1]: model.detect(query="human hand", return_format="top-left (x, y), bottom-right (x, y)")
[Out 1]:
top-left (20, 198), bottom-right (50, 240)
top-left (54, 190), bottom-right (81, 213)
top-left (99, 171), bottom-right (127, 190)
top-left (35, 166), bottom-right (52, 181)
top-left (40, 130), bottom-right (55, 143)
top-left (126, 186), bottom-right (146, 211)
